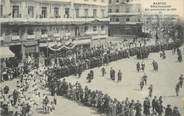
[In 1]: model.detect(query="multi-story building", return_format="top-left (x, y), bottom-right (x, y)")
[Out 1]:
top-left (142, 13), bottom-right (179, 39)
top-left (108, 0), bottom-right (143, 37)
top-left (0, 0), bottom-right (109, 62)
top-left (142, 13), bottom-right (179, 31)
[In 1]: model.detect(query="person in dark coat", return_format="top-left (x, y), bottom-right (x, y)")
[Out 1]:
top-left (87, 73), bottom-right (92, 83)
top-left (110, 67), bottom-right (115, 81)
top-left (152, 60), bottom-right (158, 71)
top-left (141, 62), bottom-right (145, 72)
top-left (165, 105), bottom-right (172, 116)
top-left (179, 74), bottom-right (184, 88)
top-left (162, 50), bottom-right (166, 59)
top-left (140, 80), bottom-right (144, 90)
top-left (110, 67), bottom-right (113, 80)
top-left (142, 73), bottom-right (148, 85)
top-left (152, 96), bottom-right (157, 112)
top-left (112, 69), bottom-right (115, 81)
top-left (172, 107), bottom-right (181, 116)
top-left (157, 102), bottom-right (164, 116)
top-left (13, 89), bottom-right (19, 105)
top-left (3, 85), bottom-right (9, 94)
top-left (148, 84), bottom-right (153, 97)
top-left (117, 70), bottom-right (122, 82)
top-left (175, 82), bottom-right (180, 96)
top-left (178, 54), bottom-right (182, 62)
top-left (143, 98), bottom-right (150, 116)
top-left (136, 62), bottom-right (140, 72)
top-left (101, 67), bottom-right (106, 77)
top-left (90, 70), bottom-right (94, 79)
top-left (135, 100), bottom-right (142, 116)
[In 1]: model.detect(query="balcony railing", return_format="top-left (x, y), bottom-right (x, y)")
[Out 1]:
top-left (11, 35), bottom-right (20, 41)
top-left (27, 35), bottom-right (35, 40)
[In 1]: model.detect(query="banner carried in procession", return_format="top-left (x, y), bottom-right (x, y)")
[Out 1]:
top-left (48, 40), bottom-right (76, 52)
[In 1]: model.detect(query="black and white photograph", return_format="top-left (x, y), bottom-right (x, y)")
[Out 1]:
top-left (0, 0), bottom-right (184, 116)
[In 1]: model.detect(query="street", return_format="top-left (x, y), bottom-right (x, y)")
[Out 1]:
top-left (1, 49), bottom-right (184, 116)
top-left (42, 49), bottom-right (184, 116)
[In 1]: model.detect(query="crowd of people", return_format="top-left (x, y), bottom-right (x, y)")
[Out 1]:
top-left (0, 38), bottom-right (183, 116)
top-left (47, 78), bottom-right (182, 116)
top-left (46, 40), bottom-right (182, 79)
top-left (0, 67), bottom-right (23, 82)
top-left (0, 68), bottom-right (57, 116)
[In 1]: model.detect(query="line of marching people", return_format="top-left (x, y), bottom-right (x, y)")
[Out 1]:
top-left (48, 78), bottom-right (181, 116)
top-left (45, 40), bottom-right (182, 81)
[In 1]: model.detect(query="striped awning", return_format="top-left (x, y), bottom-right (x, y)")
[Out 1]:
top-left (0, 47), bottom-right (15, 58)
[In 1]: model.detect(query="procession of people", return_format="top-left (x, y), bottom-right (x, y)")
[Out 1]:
top-left (47, 78), bottom-right (181, 116)
top-left (0, 38), bottom-right (183, 116)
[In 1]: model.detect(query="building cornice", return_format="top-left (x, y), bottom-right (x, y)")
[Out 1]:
top-left (0, 18), bottom-right (110, 25)
top-left (109, 12), bottom-right (141, 16)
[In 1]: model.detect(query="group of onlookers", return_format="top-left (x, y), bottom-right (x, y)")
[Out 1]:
top-left (48, 79), bottom-right (182, 116)
top-left (0, 68), bottom-right (57, 116)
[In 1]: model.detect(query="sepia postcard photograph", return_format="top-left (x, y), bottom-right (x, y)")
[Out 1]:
top-left (0, 0), bottom-right (184, 116)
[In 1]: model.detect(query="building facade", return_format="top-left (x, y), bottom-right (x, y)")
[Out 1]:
top-left (0, 0), bottom-right (109, 62)
top-left (142, 13), bottom-right (179, 40)
top-left (142, 13), bottom-right (179, 32)
top-left (108, 0), bottom-right (142, 37)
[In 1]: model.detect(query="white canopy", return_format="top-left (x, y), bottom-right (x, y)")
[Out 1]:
top-left (73, 39), bottom-right (91, 45)
top-left (0, 47), bottom-right (15, 58)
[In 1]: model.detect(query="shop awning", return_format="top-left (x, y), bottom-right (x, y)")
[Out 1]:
top-left (0, 47), bottom-right (15, 58)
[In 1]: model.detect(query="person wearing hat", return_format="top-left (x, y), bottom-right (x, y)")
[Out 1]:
top-left (165, 105), bottom-right (172, 116)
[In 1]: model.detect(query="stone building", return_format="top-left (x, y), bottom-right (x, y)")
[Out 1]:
top-left (0, 0), bottom-right (109, 62)
top-left (108, 0), bottom-right (143, 37)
